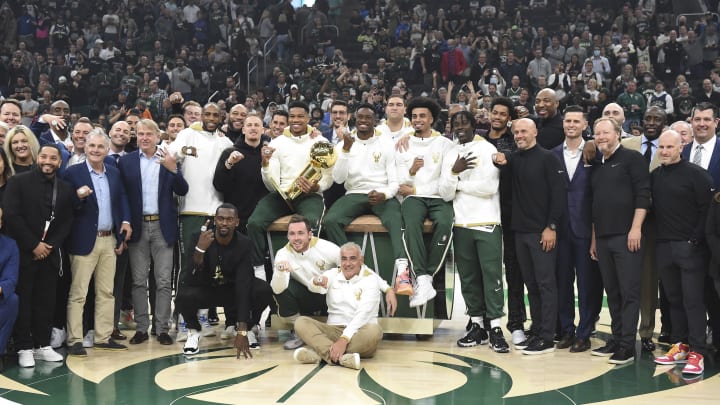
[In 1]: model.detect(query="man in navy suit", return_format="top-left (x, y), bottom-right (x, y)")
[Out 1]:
top-left (64, 128), bottom-right (132, 356)
top-left (119, 119), bottom-right (188, 346)
top-left (552, 106), bottom-right (603, 353)
top-left (30, 101), bottom-right (73, 173)
top-left (321, 100), bottom-right (350, 208)
top-left (682, 102), bottom-right (720, 351)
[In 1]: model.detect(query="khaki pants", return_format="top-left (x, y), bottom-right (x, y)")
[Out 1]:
top-left (67, 235), bottom-right (117, 344)
top-left (294, 316), bottom-right (382, 363)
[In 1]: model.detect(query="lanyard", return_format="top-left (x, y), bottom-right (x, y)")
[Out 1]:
top-left (41, 177), bottom-right (57, 242)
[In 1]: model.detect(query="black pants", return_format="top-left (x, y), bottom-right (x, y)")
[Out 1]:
top-left (656, 241), bottom-right (708, 350)
top-left (14, 254), bottom-right (59, 350)
top-left (503, 227), bottom-right (527, 332)
top-left (175, 279), bottom-right (273, 331)
top-left (515, 232), bottom-right (558, 342)
top-left (596, 234), bottom-right (642, 349)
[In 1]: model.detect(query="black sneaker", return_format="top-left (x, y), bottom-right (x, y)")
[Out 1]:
top-left (68, 342), bottom-right (87, 357)
top-left (522, 338), bottom-right (555, 355)
top-left (514, 335), bottom-right (538, 350)
top-left (591, 340), bottom-right (619, 357)
top-left (489, 327), bottom-right (510, 353)
top-left (94, 339), bottom-right (128, 351)
top-left (608, 345), bottom-right (635, 365)
top-left (457, 323), bottom-right (489, 347)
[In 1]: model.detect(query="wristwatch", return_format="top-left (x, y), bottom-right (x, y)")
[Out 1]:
top-left (548, 223), bottom-right (557, 231)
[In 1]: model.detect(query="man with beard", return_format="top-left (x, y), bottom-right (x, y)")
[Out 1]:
top-left (247, 101), bottom-right (333, 282)
top-left (270, 215), bottom-right (339, 350)
top-left (484, 97), bottom-right (527, 345)
top-left (175, 204), bottom-right (273, 357)
top-left (33, 100), bottom-right (73, 151)
top-left (377, 95), bottom-right (414, 140)
top-left (438, 111), bottom-right (509, 353)
top-left (119, 119), bottom-right (188, 346)
top-left (169, 103), bottom-right (233, 339)
top-left (4, 144), bottom-right (74, 368)
top-left (223, 104), bottom-right (248, 143)
top-left (322, 104), bottom-right (403, 289)
top-left (493, 118), bottom-right (566, 355)
top-left (105, 120), bottom-right (133, 341)
top-left (214, 114), bottom-right (269, 233)
top-left (621, 106), bottom-right (666, 352)
top-left (169, 103), bottom-right (232, 254)
top-left (534, 89), bottom-right (564, 149)
top-left (64, 130), bottom-right (132, 357)
top-left (589, 117), bottom-right (650, 365)
top-left (552, 106), bottom-right (603, 353)
top-left (396, 97), bottom-right (454, 308)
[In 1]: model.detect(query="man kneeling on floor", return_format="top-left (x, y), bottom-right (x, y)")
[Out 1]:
top-left (293, 242), bottom-right (397, 369)
top-left (175, 203), bottom-right (273, 358)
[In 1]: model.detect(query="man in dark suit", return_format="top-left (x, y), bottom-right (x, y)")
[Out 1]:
top-left (4, 144), bottom-right (74, 368)
top-left (321, 100), bottom-right (350, 209)
top-left (64, 129), bottom-right (132, 356)
top-left (119, 119), bottom-right (188, 346)
top-left (552, 106), bottom-right (603, 353)
top-left (30, 101), bottom-right (73, 170)
top-left (0, 207), bottom-right (19, 373)
top-left (682, 102), bottom-right (720, 352)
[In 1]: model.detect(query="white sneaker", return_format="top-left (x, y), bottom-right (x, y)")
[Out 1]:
top-left (33, 346), bottom-right (63, 362)
top-left (511, 330), bottom-right (527, 345)
top-left (199, 314), bottom-right (216, 337)
top-left (409, 275), bottom-right (437, 307)
top-left (18, 349), bottom-right (35, 368)
top-left (176, 321), bottom-right (188, 342)
top-left (283, 332), bottom-right (305, 350)
top-left (340, 353), bottom-right (361, 370)
top-left (293, 347), bottom-right (321, 364)
top-left (394, 258), bottom-right (414, 296)
top-left (220, 326), bottom-right (236, 340)
top-left (83, 330), bottom-right (95, 348)
top-left (248, 330), bottom-right (260, 349)
top-left (50, 327), bottom-right (66, 349)
top-left (183, 329), bottom-right (201, 355)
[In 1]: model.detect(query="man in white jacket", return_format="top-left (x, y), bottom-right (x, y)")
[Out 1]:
top-left (439, 110), bottom-right (509, 353)
top-left (270, 215), bottom-right (340, 350)
top-left (322, 104), bottom-right (404, 289)
top-left (396, 97), bottom-right (454, 308)
top-left (247, 101), bottom-right (333, 281)
top-left (292, 242), bottom-right (397, 370)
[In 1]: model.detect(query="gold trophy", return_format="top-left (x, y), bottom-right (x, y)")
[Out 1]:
top-left (271, 141), bottom-right (337, 209)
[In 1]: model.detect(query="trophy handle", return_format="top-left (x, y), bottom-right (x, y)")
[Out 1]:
top-left (269, 176), bottom-right (295, 210)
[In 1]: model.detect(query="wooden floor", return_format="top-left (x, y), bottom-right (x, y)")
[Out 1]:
top-left (0, 281), bottom-right (718, 404)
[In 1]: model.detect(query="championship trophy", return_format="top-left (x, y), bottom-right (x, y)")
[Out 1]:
top-left (271, 141), bottom-right (337, 209)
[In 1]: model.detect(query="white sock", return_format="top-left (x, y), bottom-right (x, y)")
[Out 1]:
top-left (254, 265), bottom-right (267, 281)
top-left (471, 316), bottom-right (483, 325)
top-left (490, 318), bottom-right (501, 329)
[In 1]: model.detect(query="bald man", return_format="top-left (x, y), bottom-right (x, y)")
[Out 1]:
top-left (534, 89), bottom-right (564, 149)
top-left (602, 103), bottom-right (633, 138)
top-left (651, 130), bottom-right (713, 375)
top-left (495, 118), bottom-right (566, 355)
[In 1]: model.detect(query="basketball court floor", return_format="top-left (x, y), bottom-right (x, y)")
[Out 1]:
top-left (0, 277), bottom-right (717, 404)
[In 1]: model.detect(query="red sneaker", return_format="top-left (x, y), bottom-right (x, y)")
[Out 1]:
top-left (682, 352), bottom-right (704, 375)
top-left (654, 342), bottom-right (689, 365)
